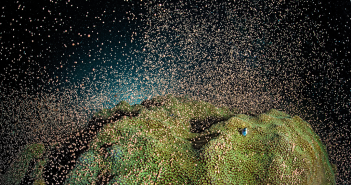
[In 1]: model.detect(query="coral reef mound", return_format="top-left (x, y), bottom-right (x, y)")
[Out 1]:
top-left (1, 95), bottom-right (336, 185)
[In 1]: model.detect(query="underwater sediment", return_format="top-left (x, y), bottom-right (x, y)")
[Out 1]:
top-left (1, 95), bottom-right (336, 184)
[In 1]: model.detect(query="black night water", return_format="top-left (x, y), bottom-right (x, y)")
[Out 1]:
top-left (0, 0), bottom-right (350, 184)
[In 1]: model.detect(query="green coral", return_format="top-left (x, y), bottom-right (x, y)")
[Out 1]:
top-left (68, 95), bottom-right (335, 184)
top-left (1, 143), bottom-right (46, 185)
top-left (2, 95), bottom-right (335, 184)
top-left (201, 109), bottom-right (335, 184)
top-left (64, 150), bottom-right (101, 184)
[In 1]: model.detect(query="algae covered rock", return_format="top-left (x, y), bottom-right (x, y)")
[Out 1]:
top-left (2, 95), bottom-right (336, 184)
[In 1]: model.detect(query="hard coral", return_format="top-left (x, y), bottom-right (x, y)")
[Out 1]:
top-left (69, 95), bottom-right (335, 184)
top-left (2, 95), bottom-right (336, 184)
top-left (1, 143), bottom-right (46, 185)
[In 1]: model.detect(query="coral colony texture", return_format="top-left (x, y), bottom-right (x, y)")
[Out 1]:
top-left (1, 95), bottom-right (336, 185)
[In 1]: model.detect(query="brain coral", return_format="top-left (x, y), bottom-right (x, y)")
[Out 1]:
top-left (1, 95), bottom-right (336, 184)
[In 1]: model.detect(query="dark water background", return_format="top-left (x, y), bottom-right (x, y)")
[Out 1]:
top-left (0, 0), bottom-right (350, 184)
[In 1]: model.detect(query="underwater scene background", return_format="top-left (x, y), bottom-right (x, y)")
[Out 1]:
top-left (0, 0), bottom-right (350, 184)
